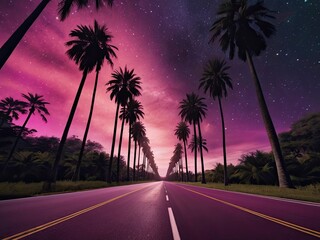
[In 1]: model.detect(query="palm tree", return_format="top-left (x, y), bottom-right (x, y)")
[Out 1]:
top-left (209, 0), bottom-right (293, 187)
top-left (115, 106), bottom-right (126, 182)
top-left (9, 151), bottom-right (48, 183)
top-left (232, 151), bottom-right (276, 185)
top-left (189, 136), bottom-right (208, 153)
top-left (137, 135), bottom-right (149, 180)
top-left (179, 93), bottom-right (207, 183)
top-left (72, 21), bottom-right (117, 181)
top-left (0, 0), bottom-right (113, 69)
top-left (50, 20), bottom-right (117, 185)
top-left (166, 143), bottom-right (183, 180)
top-left (147, 150), bottom-right (160, 179)
top-left (199, 58), bottom-right (233, 186)
top-left (0, 97), bottom-right (27, 128)
top-left (141, 136), bottom-right (150, 180)
top-left (188, 136), bottom-right (208, 183)
top-left (106, 66), bottom-right (142, 183)
top-left (3, 93), bottom-right (49, 172)
top-left (131, 121), bottom-right (146, 181)
top-left (174, 122), bottom-right (190, 181)
top-left (58, 0), bottom-right (114, 21)
top-left (166, 160), bottom-right (175, 179)
top-left (121, 99), bottom-right (144, 181)
top-left (174, 143), bottom-right (184, 181)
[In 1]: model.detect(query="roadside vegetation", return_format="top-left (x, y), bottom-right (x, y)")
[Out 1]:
top-left (169, 113), bottom-right (320, 184)
top-left (182, 182), bottom-right (320, 203)
top-left (0, 135), bottom-right (158, 183)
top-left (168, 113), bottom-right (320, 201)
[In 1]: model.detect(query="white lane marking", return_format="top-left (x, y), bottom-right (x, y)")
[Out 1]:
top-left (168, 207), bottom-right (181, 240)
top-left (166, 195), bottom-right (169, 201)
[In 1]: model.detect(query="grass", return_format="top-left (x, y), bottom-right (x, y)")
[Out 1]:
top-left (0, 181), bottom-right (148, 200)
top-left (2, 181), bottom-right (319, 203)
top-left (181, 182), bottom-right (320, 203)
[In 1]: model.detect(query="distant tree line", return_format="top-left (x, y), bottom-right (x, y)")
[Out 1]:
top-left (0, 134), bottom-right (159, 183)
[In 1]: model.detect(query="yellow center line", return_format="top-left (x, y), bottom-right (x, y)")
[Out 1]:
top-left (3, 185), bottom-right (150, 240)
top-left (178, 186), bottom-right (320, 239)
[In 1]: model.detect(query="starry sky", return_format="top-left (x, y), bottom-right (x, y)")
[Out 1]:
top-left (0, 0), bottom-right (319, 176)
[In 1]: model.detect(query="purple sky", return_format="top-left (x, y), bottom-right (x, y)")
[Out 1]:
top-left (1, 0), bottom-right (319, 176)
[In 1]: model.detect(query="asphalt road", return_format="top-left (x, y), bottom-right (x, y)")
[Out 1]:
top-left (0, 181), bottom-right (319, 240)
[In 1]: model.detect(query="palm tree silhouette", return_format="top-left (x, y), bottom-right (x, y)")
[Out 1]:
top-left (232, 151), bottom-right (276, 185)
top-left (71, 20), bottom-right (117, 181)
top-left (121, 99), bottom-right (144, 181)
top-left (106, 66), bottom-right (142, 183)
top-left (209, 0), bottom-right (293, 187)
top-left (137, 135), bottom-right (149, 180)
top-left (147, 150), bottom-right (159, 178)
top-left (179, 93), bottom-right (207, 183)
top-left (199, 58), bottom-right (233, 186)
top-left (188, 135), bottom-right (208, 183)
top-left (189, 136), bottom-right (208, 154)
top-left (166, 143), bottom-right (183, 180)
top-left (174, 122), bottom-right (190, 181)
top-left (141, 136), bottom-right (150, 179)
top-left (131, 121), bottom-right (146, 181)
top-left (58, 0), bottom-right (114, 21)
top-left (174, 143), bottom-right (184, 181)
top-left (0, 0), bottom-right (113, 69)
top-left (118, 105), bottom-right (127, 181)
top-left (0, 97), bottom-right (28, 128)
top-left (3, 93), bottom-right (49, 172)
top-left (144, 146), bottom-right (152, 177)
top-left (50, 20), bottom-right (117, 184)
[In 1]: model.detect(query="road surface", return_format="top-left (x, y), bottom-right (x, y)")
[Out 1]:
top-left (0, 181), bottom-right (319, 239)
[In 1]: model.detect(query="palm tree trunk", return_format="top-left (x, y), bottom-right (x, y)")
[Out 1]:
top-left (177, 165), bottom-right (179, 181)
top-left (142, 153), bottom-right (146, 180)
top-left (245, 51), bottom-right (293, 188)
top-left (183, 139), bottom-right (189, 182)
top-left (126, 121), bottom-right (132, 181)
top-left (197, 121), bottom-right (206, 184)
top-left (180, 157), bottom-right (184, 182)
top-left (107, 102), bottom-right (120, 183)
top-left (49, 69), bottom-right (88, 185)
top-left (193, 123), bottom-right (198, 182)
top-left (146, 158), bottom-right (149, 179)
top-left (133, 140), bottom-right (137, 181)
top-left (218, 97), bottom-right (228, 186)
top-left (137, 145), bottom-right (141, 180)
top-left (0, 0), bottom-right (51, 69)
top-left (176, 163), bottom-right (179, 181)
top-left (73, 70), bottom-right (100, 181)
top-left (116, 106), bottom-right (126, 183)
top-left (3, 108), bottom-right (33, 173)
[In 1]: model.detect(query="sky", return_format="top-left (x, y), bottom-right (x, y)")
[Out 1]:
top-left (0, 0), bottom-right (319, 177)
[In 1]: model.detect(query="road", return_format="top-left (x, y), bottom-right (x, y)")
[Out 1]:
top-left (0, 181), bottom-right (319, 240)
